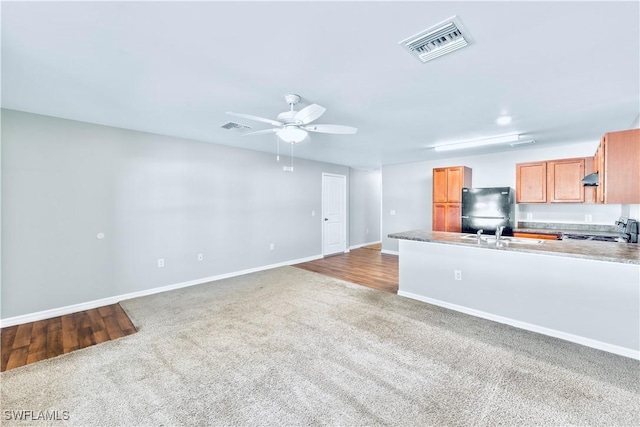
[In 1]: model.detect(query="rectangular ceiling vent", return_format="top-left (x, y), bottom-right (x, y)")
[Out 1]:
top-left (221, 122), bottom-right (251, 131)
top-left (399, 16), bottom-right (472, 63)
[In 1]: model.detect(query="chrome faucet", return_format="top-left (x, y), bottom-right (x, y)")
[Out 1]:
top-left (477, 229), bottom-right (484, 242)
top-left (495, 226), bottom-right (505, 241)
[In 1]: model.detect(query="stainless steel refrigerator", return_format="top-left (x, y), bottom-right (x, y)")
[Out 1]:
top-left (461, 187), bottom-right (515, 236)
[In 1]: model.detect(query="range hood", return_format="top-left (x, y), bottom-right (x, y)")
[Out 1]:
top-left (582, 172), bottom-right (599, 186)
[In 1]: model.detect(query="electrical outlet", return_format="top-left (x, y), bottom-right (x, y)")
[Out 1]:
top-left (311, 210), bottom-right (316, 217)
top-left (157, 258), bottom-right (165, 268)
top-left (269, 243), bottom-right (275, 251)
top-left (585, 214), bottom-right (593, 223)
top-left (526, 213), bottom-right (533, 220)
top-left (366, 228), bottom-right (369, 234)
top-left (454, 270), bottom-right (462, 281)
top-left (390, 210), bottom-right (396, 216)
top-left (197, 253), bottom-right (203, 261)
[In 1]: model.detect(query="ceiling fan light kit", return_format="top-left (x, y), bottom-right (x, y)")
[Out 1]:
top-left (277, 126), bottom-right (308, 144)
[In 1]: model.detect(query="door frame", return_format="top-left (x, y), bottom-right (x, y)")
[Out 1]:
top-left (321, 173), bottom-right (347, 256)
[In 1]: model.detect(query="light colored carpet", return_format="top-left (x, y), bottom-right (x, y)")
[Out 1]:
top-left (1, 266), bottom-right (639, 426)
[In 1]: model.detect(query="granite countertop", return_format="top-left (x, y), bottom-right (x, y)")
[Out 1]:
top-left (388, 230), bottom-right (640, 265)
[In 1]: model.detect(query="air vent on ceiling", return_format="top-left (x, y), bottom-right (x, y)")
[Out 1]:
top-left (221, 122), bottom-right (251, 131)
top-left (399, 16), bottom-right (472, 63)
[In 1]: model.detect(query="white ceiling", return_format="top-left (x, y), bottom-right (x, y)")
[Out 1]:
top-left (2, 1), bottom-right (639, 169)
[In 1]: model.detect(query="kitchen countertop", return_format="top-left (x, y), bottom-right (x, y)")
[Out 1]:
top-left (388, 230), bottom-right (640, 265)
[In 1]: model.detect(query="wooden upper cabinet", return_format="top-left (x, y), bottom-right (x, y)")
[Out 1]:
top-left (517, 158), bottom-right (590, 203)
top-left (432, 166), bottom-right (472, 203)
top-left (433, 168), bottom-right (448, 203)
top-left (601, 129), bottom-right (640, 204)
top-left (516, 162), bottom-right (547, 203)
top-left (596, 136), bottom-right (605, 203)
top-left (446, 167), bottom-right (467, 203)
top-left (547, 158), bottom-right (585, 203)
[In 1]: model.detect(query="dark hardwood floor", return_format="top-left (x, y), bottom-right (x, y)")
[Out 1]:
top-left (294, 244), bottom-right (398, 293)
top-left (1, 304), bottom-right (136, 372)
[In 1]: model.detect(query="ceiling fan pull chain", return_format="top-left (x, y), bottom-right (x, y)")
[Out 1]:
top-left (290, 141), bottom-right (294, 171)
top-left (276, 135), bottom-right (280, 161)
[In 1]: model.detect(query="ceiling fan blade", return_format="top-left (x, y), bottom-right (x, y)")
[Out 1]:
top-left (294, 104), bottom-right (326, 124)
top-left (226, 112), bottom-right (283, 127)
top-left (302, 124), bottom-right (358, 135)
top-left (242, 128), bottom-right (279, 137)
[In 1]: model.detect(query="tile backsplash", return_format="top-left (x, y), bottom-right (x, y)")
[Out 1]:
top-left (516, 203), bottom-right (632, 225)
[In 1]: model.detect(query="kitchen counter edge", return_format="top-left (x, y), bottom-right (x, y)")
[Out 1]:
top-left (388, 230), bottom-right (639, 265)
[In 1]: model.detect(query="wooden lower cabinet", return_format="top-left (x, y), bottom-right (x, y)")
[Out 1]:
top-left (433, 203), bottom-right (461, 232)
top-left (513, 232), bottom-right (561, 240)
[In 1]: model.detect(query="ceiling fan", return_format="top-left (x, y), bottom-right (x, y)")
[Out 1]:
top-left (226, 94), bottom-right (357, 144)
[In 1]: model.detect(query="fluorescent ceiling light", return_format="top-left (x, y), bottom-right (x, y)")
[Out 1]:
top-left (433, 134), bottom-right (523, 152)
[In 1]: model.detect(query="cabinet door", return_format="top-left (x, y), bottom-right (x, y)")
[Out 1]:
top-left (445, 203), bottom-right (462, 232)
top-left (603, 129), bottom-right (640, 204)
top-left (447, 167), bottom-right (463, 203)
top-left (516, 162), bottom-right (547, 203)
top-left (433, 203), bottom-right (447, 231)
top-left (547, 158), bottom-right (585, 203)
top-left (433, 168), bottom-right (448, 203)
top-left (596, 137), bottom-right (605, 203)
top-left (433, 203), bottom-right (461, 232)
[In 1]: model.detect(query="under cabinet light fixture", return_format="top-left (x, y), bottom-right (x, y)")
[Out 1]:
top-left (433, 134), bottom-right (525, 152)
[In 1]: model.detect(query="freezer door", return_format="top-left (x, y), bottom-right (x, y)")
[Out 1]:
top-left (461, 187), bottom-right (512, 218)
top-left (461, 216), bottom-right (513, 236)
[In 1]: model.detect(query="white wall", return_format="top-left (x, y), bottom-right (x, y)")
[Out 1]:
top-left (1, 109), bottom-right (352, 319)
top-left (397, 239), bottom-right (639, 356)
top-left (349, 169), bottom-right (381, 247)
top-left (382, 141), bottom-right (637, 252)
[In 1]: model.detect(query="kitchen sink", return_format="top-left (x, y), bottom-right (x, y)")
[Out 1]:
top-left (461, 235), bottom-right (545, 245)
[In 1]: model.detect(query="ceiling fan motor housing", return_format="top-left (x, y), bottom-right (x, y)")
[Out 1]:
top-left (277, 110), bottom-right (300, 124)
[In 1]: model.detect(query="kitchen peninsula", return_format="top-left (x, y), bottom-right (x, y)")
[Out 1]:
top-left (389, 230), bottom-right (640, 359)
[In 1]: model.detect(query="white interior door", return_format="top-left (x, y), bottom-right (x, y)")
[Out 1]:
top-left (322, 173), bottom-right (346, 256)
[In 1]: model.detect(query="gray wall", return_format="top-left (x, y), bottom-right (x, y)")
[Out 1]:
top-left (1, 109), bottom-right (350, 318)
top-left (382, 141), bottom-right (638, 252)
top-left (349, 169), bottom-right (381, 247)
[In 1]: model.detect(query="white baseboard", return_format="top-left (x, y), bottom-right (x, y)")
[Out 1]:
top-left (381, 249), bottom-right (399, 256)
top-left (349, 240), bottom-right (382, 250)
top-left (0, 254), bottom-right (323, 328)
top-left (398, 290), bottom-right (640, 361)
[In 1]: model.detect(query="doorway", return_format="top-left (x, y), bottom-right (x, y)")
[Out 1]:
top-left (322, 173), bottom-right (347, 256)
